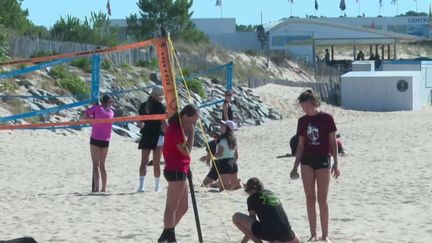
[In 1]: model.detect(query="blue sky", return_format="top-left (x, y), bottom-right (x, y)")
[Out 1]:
top-left (22, 0), bottom-right (430, 28)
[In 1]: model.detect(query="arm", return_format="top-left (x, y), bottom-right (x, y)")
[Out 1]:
top-left (292, 136), bottom-right (304, 170)
top-left (176, 143), bottom-right (190, 157)
top-left (184, 125), bottom-right (195, 153)
top-left (83, 105), bottom-right (95, 118)
top-left (214, 144), bottom-right (224, 158)
top-left (290, 136), bottom-right (304, 179)
top-left (329, 132), bottom-right (340, 178)
top-left (234, 147), bottom-right (239, 161)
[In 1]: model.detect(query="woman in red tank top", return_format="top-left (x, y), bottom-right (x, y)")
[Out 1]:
top-left (158, 104), bottom-right (199, 243)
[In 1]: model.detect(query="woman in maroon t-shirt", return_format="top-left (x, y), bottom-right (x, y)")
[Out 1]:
top-left (157, 104), bottom-right (199, 243)
top-left (290, 90), bottom-right (340, 242)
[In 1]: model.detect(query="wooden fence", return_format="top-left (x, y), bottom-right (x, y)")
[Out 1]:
top-left (8, 37), bottom-right (154, 66)
top-left (248, 78), bottom-right (340, 106)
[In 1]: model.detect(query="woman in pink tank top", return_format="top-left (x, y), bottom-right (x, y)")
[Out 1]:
top-left (84, 94), bottom-right (114, 192)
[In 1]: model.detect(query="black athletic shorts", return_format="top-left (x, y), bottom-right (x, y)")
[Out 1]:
top-left (301, 155), bottom-right (330, 170)
top-left (90, 138), bottom-right (110, 148)
top-left (138, 132), bottom-right (162, 150)
top-left (164, 170), bottom-right (187, 182)
top-left (251, 221), bottom-right (296, 241)
top-left (206, 158), bottom-right (238, 181)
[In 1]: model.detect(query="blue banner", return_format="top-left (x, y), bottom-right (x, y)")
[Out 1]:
top-left (0, 58), bottom-right (73, 79)
top-left (0, 99), bottom-right (92, 123)
top-left (226, 62), bottom-right (233, 90)
top-left (91, 55), bottom-right (101, 102)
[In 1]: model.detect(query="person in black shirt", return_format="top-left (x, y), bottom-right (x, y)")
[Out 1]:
top-left (137, 86), bottom-right (167, 192)
top-left (222, 90), bottom-right (234, 121)
top-left (232, 178), bottom-right (300, 243)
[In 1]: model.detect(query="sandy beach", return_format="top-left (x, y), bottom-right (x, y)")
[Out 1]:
top-left (1, 84), bottom-right (432, 243)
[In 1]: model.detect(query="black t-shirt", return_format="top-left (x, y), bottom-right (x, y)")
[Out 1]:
top-left (247, 190), bottom-right (291, 231)
top-left (222, 101), bottom-right (233, 121)
top-left (138, 99), bottom-right (166, 135)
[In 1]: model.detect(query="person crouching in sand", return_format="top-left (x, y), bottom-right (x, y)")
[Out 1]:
top-left (232, 177), bottom-right (300, 243)
top-left (200, 120), bottom-right (241, 191)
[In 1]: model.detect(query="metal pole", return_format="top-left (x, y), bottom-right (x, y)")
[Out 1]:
top-left (188, 171), bottom-right (204, 243)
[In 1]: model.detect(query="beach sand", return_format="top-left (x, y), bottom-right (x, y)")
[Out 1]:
top-left (1, 84), bottom-right (432, 242)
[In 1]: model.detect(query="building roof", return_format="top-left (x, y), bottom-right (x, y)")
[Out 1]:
top-left (342, 70), bottom-right (421, 78)
top-left (266, 18), bottom-right (421, 41)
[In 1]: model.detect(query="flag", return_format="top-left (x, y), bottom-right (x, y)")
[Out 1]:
top-left (288, 0), bottom-right (294, 3)
top-left (379, 0), bottom-right (383, 7)
top-left (215, 0), bottom-right (221, 6)
top-left (315, 0), bottom-right (319, 10)
top-left (429, 3), bottom-right (432, 29)
top-left (340, 0), bottom-right (346, 11)
top-left (106, 0), bottom-right (111, 16)
top-left (391, 0), bottom-right (397, 4)
top-left (371, 21), bottom-right (375, 29)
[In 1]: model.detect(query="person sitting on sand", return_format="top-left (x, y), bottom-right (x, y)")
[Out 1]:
top-left (232, 177), bottom-right (301, 243)
top-left (201, 129), bottom-right (221, 166)
top-left (200, 120), bottom-right (241, 191)
top-left (277, 134), bottom-right (299, 158)
top-left (84, 94), bottom-right (114, 192)
top-left (336, 134), bottom-right (347, 156)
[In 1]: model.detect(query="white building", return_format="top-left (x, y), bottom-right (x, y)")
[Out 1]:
top-left (265, 18), bottom-right (420, 64)
top-left (322, 16), bottom-right (431, 39)
top-left (341, 61), bottom-right (432, 111)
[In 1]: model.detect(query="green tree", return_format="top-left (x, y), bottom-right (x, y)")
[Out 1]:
top-left (0, 0), bottom-right (31, 33)
top-left (236, 24), bottom-right (259, 32)
top-left (0, 25), bottom-right (9, 61)
top-left (396, 11), bottom-right (428, 17)
top-left (51, 12), bottom-right (118, 46)
top-left (127, 0), bottom-right (194, 39)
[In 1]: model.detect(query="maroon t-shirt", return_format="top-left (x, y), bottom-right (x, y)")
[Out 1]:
top-left (296, 112), bottom-right (337, 157)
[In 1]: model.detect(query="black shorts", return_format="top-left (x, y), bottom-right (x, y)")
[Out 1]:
top-left (301, 155), bottom-right (330, 170)
top-left (251, 221), bottom-right (296, 241)
top-left (138, 133), bottom-right (162, 150)
top-left (164, 170), bottom-right (187, 182)
top-left (90, 138), bottom-right (110, 148)
top-left (206, 158), bottom-right (238, 181)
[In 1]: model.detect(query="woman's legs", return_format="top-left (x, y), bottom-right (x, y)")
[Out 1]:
top-left (232, 213), bottom-right (263, 243)
top-left (140, 149), bottom-right (151, 176)
top-left (226, 173), bottom-right (242, 190)
top-left (99, 147), bottom-right (109, 192)
top-left (163, 180), bottom-right (188, 228)
top-left (174, 182), bottom-right (188, 226)
top-left (202, 176), bottom-right (215, 187)
top-left (159, 180), bottom-right (188, 242)
top-left (138, 149), bottom-right (151, 192)
top-left (316, 168), bottom-right (331, 240)
top-left (152, 147), bottom-right (162, 191)
top-left (152, 147), bottom-right (162, 177)
top-left (301, 165), bottom-right (317, 240)
top-left (90, 145), bottom-right (101, 192)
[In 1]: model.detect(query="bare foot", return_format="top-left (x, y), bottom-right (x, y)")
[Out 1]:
top-left (307, 235), bottom-right (318, 242)
top-left (319, 236), bottom-right (332, 242)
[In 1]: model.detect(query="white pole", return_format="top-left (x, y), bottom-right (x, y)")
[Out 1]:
top-left (290, 3), bottom-right (293, 17)
top-left (358, 1), bottom-right (361, 16)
